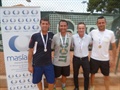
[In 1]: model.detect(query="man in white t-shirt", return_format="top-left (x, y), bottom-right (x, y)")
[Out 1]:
top-left (89, 16), bottom-right (116, 90)
top-left (51, 20), bottom-right (72, 90)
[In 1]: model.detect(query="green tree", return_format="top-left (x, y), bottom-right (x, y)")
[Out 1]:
top-left (87, 0), bottom-right (120, 14)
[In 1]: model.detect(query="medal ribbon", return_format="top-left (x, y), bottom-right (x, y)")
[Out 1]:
top-left (40, 32), bottom-right (48, 50)
top-left (78, 34), bottom-right (84, 52)
top-left (98, 31), bottom-right (105, 46)
top-left (79, 39), bottom-right (83, 50)
top-left (60, 33), bottom-right (67, 48)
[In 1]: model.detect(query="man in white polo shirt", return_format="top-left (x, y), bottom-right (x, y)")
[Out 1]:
top-left (89, 16), bottom-right (116, 90)
top-left (72, 22), bottom-right (91, 90)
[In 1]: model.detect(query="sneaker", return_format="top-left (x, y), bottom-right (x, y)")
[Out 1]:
top-left (62, 87), bottom-right (66, 90)
top-left (90, 86), bottom-right (95, 90)
top-left (53, 87), bottom-right (56, 90)
top-left (74, 87), bottom-right (79, 90)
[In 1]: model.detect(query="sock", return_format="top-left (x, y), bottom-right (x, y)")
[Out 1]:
top-left (54, 84), bottom-right (56, 88)
top-left (62, 83), bottom-right (66, 88)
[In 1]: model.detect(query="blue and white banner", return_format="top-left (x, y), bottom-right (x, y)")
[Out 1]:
top-left (1, 7), bottom-right (40, 90)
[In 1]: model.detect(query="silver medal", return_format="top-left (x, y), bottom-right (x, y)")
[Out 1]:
top-left (41, 32), bottom-right (48, 52)
top-left (44, 48), bottom-right (47, 52)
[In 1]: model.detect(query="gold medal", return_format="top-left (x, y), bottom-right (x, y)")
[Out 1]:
top-left (98, 45), bottom-right (102, 48)
top-left (62, 48), bottom-right (65, 53)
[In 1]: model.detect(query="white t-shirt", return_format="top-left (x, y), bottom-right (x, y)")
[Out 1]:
top-left (51, 33), bottom-right (72, 66)
top-left (72, 34), bottom-right (92, 58)
top-left (89, 29), bottom-right (116, 61)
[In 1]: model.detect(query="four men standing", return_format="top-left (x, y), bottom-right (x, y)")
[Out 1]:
top-left (28, 16), bottom-right (116, 90)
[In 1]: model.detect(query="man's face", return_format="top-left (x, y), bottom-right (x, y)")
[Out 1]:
top-left (77, 24), bottom-right (85, 36)
top-left (59, 22), bottom-right (68, 33)
top-left (40, 20), bottom-right (50, 31)
top-left (97, 18), bottom-right (106, 31)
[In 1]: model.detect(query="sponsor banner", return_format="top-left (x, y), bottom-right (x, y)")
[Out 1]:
top-left (1, 7), bottom-right (40, 90)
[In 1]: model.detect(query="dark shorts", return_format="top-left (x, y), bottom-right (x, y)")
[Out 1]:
top-left (54, 65), bottom-right (70, 78)
top-left (32, 64), bottom-right (55, 84)
top-left (90, 58), bottom-right (110, 76)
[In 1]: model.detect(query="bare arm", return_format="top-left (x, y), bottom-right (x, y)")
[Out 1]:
top-left (52, 51), bottom-right (54, 60)
top-left (111, 42), bottom-right (117, 61)
top-left (110, 42), bottom-right (117, 67)
top-left (28, 48), bottom-right (34, 73)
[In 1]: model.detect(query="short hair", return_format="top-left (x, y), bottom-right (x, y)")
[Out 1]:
top-left (59, 20), bottom-right (68, 26)
top-left (97, 16), bottom-right (106, 22)
top-left (40, 18), bottom-right (50, 24)
top-left (77, 22), bottom-right (86, 28)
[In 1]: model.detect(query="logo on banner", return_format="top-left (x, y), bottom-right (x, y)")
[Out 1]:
top-left (15, 74), bottom-right (21, 78)
top-left (11, 80), bottom-right (17, 84)
top-left (10, 85), bottom-right (37, 90)
top-left (19, 79), bottom-right (26, 83)
top-left (31, 10), bottom-right (38, 14)
top-left (8, 75), bottom-right (14, 79)
top-left (18, 18), bottom-right (24, 22)
top-left (32, 25), bottom-right (39, 29)
top-left (10, 87), bottom-right (15, 90)
top-left (9, 36), bottom-right (29, 52)
top-left (33, 18), bottom-right (39, 22)
top-left (17, 86), bottom-right (22, 89)
top-left (10, 18), bottom-right (16, 22)
top-left (2, 19), bottom-right (9, 23)
top-left (30, 84), bottom-right (37, 88)
top-left (23, 73), bottom-right (29, 77)
top-left (22, 10), bottom-right (29, 15)
top-left (3, 10), bottom-right (11, 15)
top-left (28, 79), bottom-right (31, 82)
top-left (14, 26), bottom-right (21, 30)
top-left (24, 25), bottom-right (31, 30)
top-left (24, 85), bottom-right (29, 88)
top-left (5, 26), bottom-right (12, 30)
top-left (13, 10), bottom-right (20, 15)
top-left (26, 18), bottom-right (32, 22)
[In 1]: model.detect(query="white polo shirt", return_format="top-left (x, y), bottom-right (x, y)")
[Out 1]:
top-left (89, 29), bottom-right (116, 61)
top-left (72, 34), bottom-right (92, 58)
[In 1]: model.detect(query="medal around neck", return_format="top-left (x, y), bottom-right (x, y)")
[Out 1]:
top-left (40, 32), bottom-right (48, 52)
top-left (98, 32), bottom-right (105, 49)
top-left (62, 48), bottom-right (65, 53)
top-left (98, 45), bottom-right (102, 48)
top-left (61, 48), bottom-right (68, 54)
top-left (44, 48), bottom-right (47, 52)
top-left (60, 33), bottom-right (67, 48)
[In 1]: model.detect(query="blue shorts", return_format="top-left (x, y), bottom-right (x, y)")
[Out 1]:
top-left (32, 64), bottom-right (55, 84)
